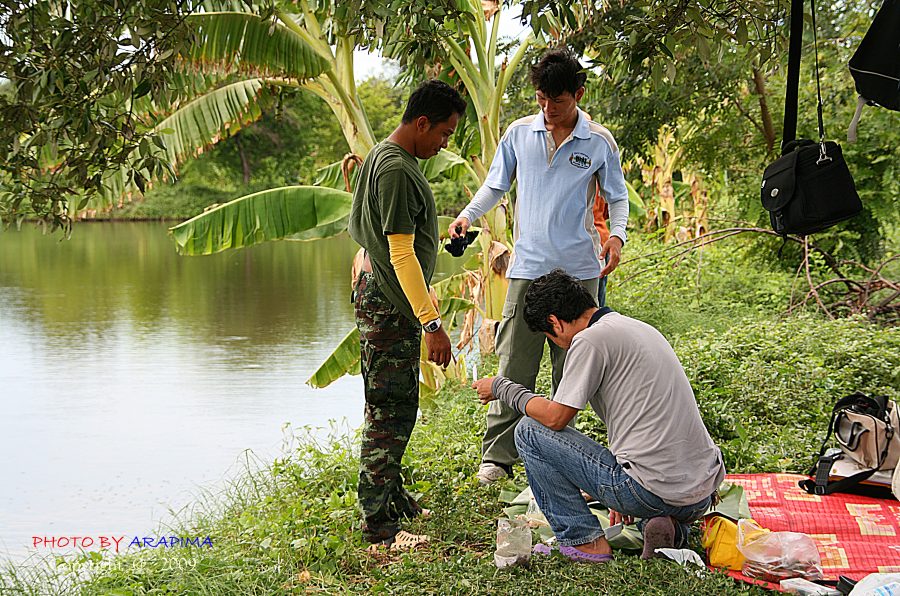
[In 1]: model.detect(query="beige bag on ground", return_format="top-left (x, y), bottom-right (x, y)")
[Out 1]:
top-left (834, 396), bottom-right (900, 471)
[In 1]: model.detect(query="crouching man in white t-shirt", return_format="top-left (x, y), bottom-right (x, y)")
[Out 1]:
top-left (472, 269), bottom-right (725, 563)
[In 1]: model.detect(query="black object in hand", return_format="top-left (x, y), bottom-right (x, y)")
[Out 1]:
top-left (444, 228), bottom-right (479, 257)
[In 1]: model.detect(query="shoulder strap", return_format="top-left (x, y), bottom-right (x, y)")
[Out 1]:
top-left (799, 452), bottom-right (879, 495)
top-left (588, 307), bottom-right (615, 327)
top-left (782, 0), bottom-right (805, 148)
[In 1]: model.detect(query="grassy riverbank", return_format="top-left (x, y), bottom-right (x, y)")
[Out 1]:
top-left (4, 239), bottom-right (898, 595)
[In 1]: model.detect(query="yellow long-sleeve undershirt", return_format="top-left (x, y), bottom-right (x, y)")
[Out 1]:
top-left (387, 233), bottom-right (440, 325)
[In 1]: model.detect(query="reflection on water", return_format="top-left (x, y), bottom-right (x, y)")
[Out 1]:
top-left (0, 222), bottom-right (431, 560)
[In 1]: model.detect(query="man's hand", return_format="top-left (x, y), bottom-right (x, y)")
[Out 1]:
top-left (424, 327), bottom-right (452, 367)
top-left (608, 509), bottom-right (634, 526)
top-left (472, 376), bottom-right (496, 405)
top-left (599, 236), bottom-right (624, 277)
top-left (448, 216), bottom-right (470, 239)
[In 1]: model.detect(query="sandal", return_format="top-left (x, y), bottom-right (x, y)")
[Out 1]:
top-left (559, 545), bottom-right (614, 564)
top-left (389, 530), bottom-right (429, 551)
top-left (364, 530), bottom-right (429, 554)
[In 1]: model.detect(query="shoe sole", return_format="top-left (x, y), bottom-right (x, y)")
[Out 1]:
top-left (641, 517), bottom-right (675, 559)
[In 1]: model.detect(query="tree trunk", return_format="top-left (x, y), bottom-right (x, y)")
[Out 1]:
top-left (234, 133), bottom-right (251, 185)
top-left (752, 68), bottom-right (776, 155)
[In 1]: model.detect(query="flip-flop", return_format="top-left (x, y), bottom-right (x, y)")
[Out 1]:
top-left (389, 530), bottom-right (429, 551)
top-left (533, 543), bottom-right (553, 556)
top-left (559, 545), bottom-right (614, 564)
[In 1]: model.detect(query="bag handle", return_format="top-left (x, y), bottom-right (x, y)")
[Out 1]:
top-left (811, 393), bottom-right (869, 462)
top-left (810, 0), bottom-right (831, 163)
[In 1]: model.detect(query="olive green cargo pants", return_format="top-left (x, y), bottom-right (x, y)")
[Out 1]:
top-left (481, 277), bottom-right (599, 468)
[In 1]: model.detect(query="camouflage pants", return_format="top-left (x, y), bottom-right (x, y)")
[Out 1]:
top-left (354, 272), bottom-right (423, 543)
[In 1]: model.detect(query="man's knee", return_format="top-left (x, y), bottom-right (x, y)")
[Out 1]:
top-left (514, 417), bottom-right (543, 455)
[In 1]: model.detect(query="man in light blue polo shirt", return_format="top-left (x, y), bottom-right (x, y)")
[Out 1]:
top-left (448, 48), bottom-right (629, 485)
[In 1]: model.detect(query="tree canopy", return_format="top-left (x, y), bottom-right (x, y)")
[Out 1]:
top-left (0, 0), bottom-right (201, 232)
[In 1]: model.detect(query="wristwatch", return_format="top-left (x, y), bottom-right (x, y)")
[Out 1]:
top-left (423, 317), bottom-right (442, 333)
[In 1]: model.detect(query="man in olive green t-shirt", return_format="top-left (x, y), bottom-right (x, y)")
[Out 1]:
top-left (348, 80), bottom-right (467, 548)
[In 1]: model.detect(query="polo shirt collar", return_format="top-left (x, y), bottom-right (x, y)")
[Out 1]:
top-left (530, 111), bottom-right (548, 132)
top-left (530, 108), bottom-right (592, 139)
top-left (572, 109), bottom-right (592, 139)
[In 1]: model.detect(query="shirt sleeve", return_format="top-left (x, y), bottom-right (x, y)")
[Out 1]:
top-left (459, 184), bottom-right (505, 224)
top-left (378, 167), bottom-right (417, 235)
top-left (607, 197), bottom-right (629, 244)
top-left (552, 336), bottom-right (606, 410)
top-left (595, 139), bottom-right (629, 242)
top-left (482, 127), bottom-right (518, 193)
top-left (387, 233), bottom-right (440, 324)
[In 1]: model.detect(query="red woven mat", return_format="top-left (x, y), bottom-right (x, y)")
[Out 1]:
top-left (723, 473), bottom-right (900, 589)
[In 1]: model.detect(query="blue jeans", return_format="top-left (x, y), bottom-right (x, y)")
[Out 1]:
top-left (515, 418), bottom-right (713, 547)
top-left (597, 275), bottom-right (607, 308)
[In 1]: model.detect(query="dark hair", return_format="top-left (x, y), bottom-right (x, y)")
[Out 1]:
top-left (530, 48), bottom-right (587, 98)
top-left (401, 79), bottom-right (467, 125)
top-left (523, 269), bottom-right (597, 335)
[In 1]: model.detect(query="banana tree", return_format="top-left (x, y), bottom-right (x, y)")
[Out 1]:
top-left (119, 2), bottom-right (482, 391)
top-left (164, 1), bottom-right (642, 389)
top-left (162, 2), bottom-right (486, 253)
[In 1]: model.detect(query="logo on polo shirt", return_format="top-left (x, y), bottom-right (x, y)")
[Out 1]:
top-left (569, 152), bottom-right (591, 169)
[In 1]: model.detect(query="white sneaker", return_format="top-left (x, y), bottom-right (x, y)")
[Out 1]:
top-left (476, 462), bottom-right (508, 485)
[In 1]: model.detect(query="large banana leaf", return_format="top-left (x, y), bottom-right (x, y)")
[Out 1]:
top-left (625, 180), bottom-right (646, 218)
top-left (314, 159), bottom-right (360, 191)
top-left (96, 78), bottom-right (272, 209)
top-left (184, 12), bottom-right (331, 81)
top-left (418, 149), bottom-right (479, 186)
top-left (306, 327), bottom-right (360, 389)
top-left (285, 215), bottom-right (350, 242)
top-left (156, 78), bottom-right (270, 167)
top-left (169, 185), bottom-right (352, 255)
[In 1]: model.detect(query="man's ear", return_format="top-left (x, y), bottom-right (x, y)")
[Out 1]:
top-left (574, 87), bottom-right (585, 102)
top-left (416, 115), bottom-right (432, 132)
top-left (547, 315), bottom-right (561, 337)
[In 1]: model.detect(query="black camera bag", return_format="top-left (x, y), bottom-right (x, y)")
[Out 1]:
top-left (761, 0), bottom-right (862, 238)
top-left (761, 140), bottom-right (861, 236)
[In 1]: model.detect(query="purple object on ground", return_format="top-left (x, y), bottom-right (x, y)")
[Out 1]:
top-left (559, 545), bottom-right (614, 563)
top-left (532, 543), bottom-right (552, 556)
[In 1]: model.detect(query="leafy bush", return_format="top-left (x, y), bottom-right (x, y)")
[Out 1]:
top-left (609, 233), bottom-right (798, 337)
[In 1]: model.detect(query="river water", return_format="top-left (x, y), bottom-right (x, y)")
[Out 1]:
top-left (0, 222), bottom-right (460, 561)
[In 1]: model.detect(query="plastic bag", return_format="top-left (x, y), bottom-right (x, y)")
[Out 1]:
top-left (494, 518), bottom-right (531, 568)
top-left (737, 519), bottom-right (823, 582)
top-left (849, 573), bottom-right (900, 596)
top-left (524, 499), bottom-right (549, 528)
